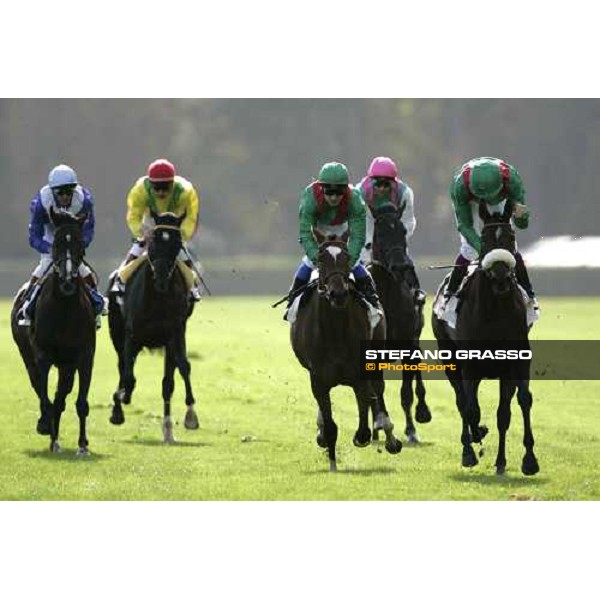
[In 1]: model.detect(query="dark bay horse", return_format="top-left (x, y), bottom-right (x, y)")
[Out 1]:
top-left (108, 211), bottom-right (199, 443)
top-left (290, 230), bottom-right (402, 472)
top-left (11, 208), bottom-right (96, 454)
top-left (369, 203), bottom-right (431, 443)
top-left (432, 202), bottom-right (539, 475)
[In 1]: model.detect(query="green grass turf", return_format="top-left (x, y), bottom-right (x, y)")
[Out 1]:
top-left (0, 297), bottom-right (598, 500)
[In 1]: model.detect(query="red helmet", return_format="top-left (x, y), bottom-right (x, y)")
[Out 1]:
top-left (147, 159), bottom-right (176, 182)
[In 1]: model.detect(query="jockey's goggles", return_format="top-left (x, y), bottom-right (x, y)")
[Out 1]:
top-left (322, 185), bottom-right (346, 196)
top-left (373, 178), bottom-right (392, 189)
top-left (53, 185), bottom-right (77, 196)
top-left (151, 182), bottom-right (173, 192)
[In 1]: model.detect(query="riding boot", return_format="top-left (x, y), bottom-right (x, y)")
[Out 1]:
top-left (183, 259), bottom-right (202, 302)
top-left (16, 276), bottom-right (42, 326)
top-left (404, 266), bottom-right (427, 305)
top-left (83, 273), bottom-right (107, 329)
top-left (515, 253), bottom-right (535, 299)
top-left (355, 275), bottom-right (382, 310)
top-left (283, 277), bottom-right (309, 321)
top-left (444, 265), bottom-right (469, 299)
top-left (514, 253), bottom-right (539, 312)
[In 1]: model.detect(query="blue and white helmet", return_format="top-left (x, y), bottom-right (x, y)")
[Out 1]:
top-left (48, 164), bottom-right (78, 188)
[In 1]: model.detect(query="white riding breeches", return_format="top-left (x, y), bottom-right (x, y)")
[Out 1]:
top-left (128, 240), bottom-right (188, 261)
top-left (32, 254), bottom-right (91, 278)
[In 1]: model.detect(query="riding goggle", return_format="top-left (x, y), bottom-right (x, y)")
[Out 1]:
top-left (322, 185), bottom-right (346, 196)
top-left (151, 182), bottom-right (173, 192)
top-left (53, 185), bottom-right (77, 196)
top-left (373, 178), bottom-right (392, 189)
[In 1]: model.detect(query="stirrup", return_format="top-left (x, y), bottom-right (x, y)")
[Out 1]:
top-left (18, 315), bottom-right (31, 327)
top-left (414, 289), bottom-right (427, 304)
top-left (190, 287), bottom-right (202, 302)
top-left (95, 315), bottom-right (102, 330)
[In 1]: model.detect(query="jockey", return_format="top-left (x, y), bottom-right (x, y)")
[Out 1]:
top-left (286, 161), bottom-right (380, 312)
top-left (18, 164), bottom-right (106, 327)
top-left (119, 158), bottom-right (201, 301)
top-left (445, 156), bottom-right (537, 305)
top-left (357, 156), bottom-right (426, 305)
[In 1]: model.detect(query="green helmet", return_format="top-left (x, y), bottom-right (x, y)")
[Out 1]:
top-left (318, 162), bottom-right (349, 185)
top-left (469, 158), bottom-right (503, 201)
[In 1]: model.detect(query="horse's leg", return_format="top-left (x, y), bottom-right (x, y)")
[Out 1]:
top-left (516, 380), bottom-right (539, 475)
top-left (316, 408), bottom-right (327, 448)
top-left (52, 366), bottom-right (75, 451)
top-left (496, 379), bottom-right (516, 475)
top-left (460, 378), bottom-right (479, 468)
top-left (400, 371), bottom-right (418, 443)
top-left (75, 351), bottom-right (93, 456)
top-left (310, 373), bottom-right (337, 472)
top-left (173, 333), bottom-right (198, 431)
top-left (370, 376), bottom-right (386, 442)
top-left (371, 382), bottom-right (402, 455)
top-left (352, 382), bottom-right (372, 449)
top-left (36, 357), bottom-right (58, 450)
top-left (110, 335), bottom-right (140, 425)
top-left (161, 343), bottom-right (176, 443)
top-left (414, 371), bottom-right (432, 424)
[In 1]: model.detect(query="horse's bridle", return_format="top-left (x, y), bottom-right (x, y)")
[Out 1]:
top-left (147, 225), bottom-right (181, 281)
top-left (317, 245), bottom-right (351, 295)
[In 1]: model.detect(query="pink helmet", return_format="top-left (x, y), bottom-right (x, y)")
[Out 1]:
top-left (367, 156), bottom-right (398, 179)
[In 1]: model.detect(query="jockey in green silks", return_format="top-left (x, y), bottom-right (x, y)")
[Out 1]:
top-left (285, 161), bottom-right (381, 312)
top-left (445, 156), bottom-right (537, 306)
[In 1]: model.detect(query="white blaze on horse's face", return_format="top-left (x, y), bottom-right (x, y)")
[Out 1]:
top-left (327, 246), bottom-right (343, 263)
top-left (162, 231), bottom-right (170, 242)
top-left (66, 250), bottom-right (72, 278)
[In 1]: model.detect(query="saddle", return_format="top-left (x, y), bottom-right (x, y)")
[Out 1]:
top-left (116, 255), bottom-right (197, 291)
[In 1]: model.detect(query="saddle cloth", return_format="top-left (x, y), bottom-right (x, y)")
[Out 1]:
top-left (117, 255), bottom-right (196, 291)
top-left (433, 273), bottom-right (540, 329)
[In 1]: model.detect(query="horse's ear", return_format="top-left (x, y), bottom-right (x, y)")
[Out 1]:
top-left (150, 209), bottom-right (159, 222)
top-left (341, 230), bottom-right (349, 243)
top-left (75, 211), bottom-right (87, 225)
top-left (313, 228), bottom-right (325, 245)
top-left (49, 204), bottom-right (57, 224)
top-left (177, 211), bottom-right (186, 228)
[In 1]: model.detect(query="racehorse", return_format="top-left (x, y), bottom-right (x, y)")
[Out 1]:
top-left (11, 208), bottom-right (96, 454)
top-left (432, 201), bottom-right (539, 475)
top-left (369, 202), bottom-right (431, 443)
top-left (290, 230), bottom-right (402, 472)
top-left (108, 211), bottom-right (199, 442)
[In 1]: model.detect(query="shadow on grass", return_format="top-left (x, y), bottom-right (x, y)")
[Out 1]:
top-left (449, 471), bottom-right (550, 487)
top-left (122, 439), bottom-right (210, 448)
top-left (400, 440), bottom-right (436, 448)
top-left (24, 449), bottom-right (110, 462)
top-left (306, 466), bottom-right (398, 476)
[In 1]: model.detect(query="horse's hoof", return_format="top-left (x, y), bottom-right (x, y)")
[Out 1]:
top-left (316, 432), bottom-right (327, 448)
top-left (50, 441), bottom-right (61, 453)
top-left (372, 429), bottom-right (380, 442)
top-left (385, 438), bottom-right (403, 455)
top-left (496, 464), bottom-right (506, 476)
top-left (109, 409), bottom-right (125, 425)
top-left (36, 417), bottom-right (51, 436)
top-left (479, 425), bottom-right (489, 440)
top-left (522, 455), bottom-right (540, 476)
top-left (76, 447), bottom-right (89, 457)
top-left (462, 448), bottom-right (478, 468)
top-left (353, 431), bottom-right (372, 448)
top-left (184, 409), bottom-right (199, 430)
top-left (415, 404), bottom-right (432, 424)
top-left (329, 460), bottom-right (337, 473)
top-left (406, 432), bottom-right (420, 445)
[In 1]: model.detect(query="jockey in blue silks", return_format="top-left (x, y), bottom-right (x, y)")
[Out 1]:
top-left (17, 164), bottom-right (106, 327)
